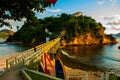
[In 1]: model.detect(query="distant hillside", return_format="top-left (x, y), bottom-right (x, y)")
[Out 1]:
top-left (113, 33), bottom-right (120, 37)
top-left (0, 29), bottom-right (14, 39)
top-left (0, 29), bottom-right (14, 35)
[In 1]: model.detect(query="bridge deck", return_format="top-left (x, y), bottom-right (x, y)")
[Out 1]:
top-left (0, 69), bottom-right (23, 80)
top-left (0, 38), bottom-right (61, 80)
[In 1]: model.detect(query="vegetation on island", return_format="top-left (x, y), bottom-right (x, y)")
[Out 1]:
top-left (0, 29), bottom-right (14, 40)
top-left (7, 13), bottom-right (117, 46)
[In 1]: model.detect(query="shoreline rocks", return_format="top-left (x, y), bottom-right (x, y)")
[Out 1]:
top-left (61, 33), bottom-right (118, 46)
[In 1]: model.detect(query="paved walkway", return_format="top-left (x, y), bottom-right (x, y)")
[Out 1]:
top-left (0, 70), bottom-right (23, 80)
top-left (0, 63), bottom-right (23, 80)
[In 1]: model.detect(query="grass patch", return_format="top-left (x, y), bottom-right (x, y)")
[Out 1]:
top-left (109, 74), bottom-right (118, 80)
top-left (25, 70), bottom-right (57, 80)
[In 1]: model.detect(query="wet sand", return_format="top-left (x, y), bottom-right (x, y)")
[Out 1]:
top-left (0, 56), bottom-right (8, 72)
top-left (0, 56), bottom-right (9, 69)
top-left (0, 53), bottom-right (22, 71)
top-left (0, 55), bottom-right (12, 71)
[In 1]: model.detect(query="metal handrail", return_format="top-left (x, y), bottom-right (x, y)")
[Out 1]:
top-left (23, 68), bottom-right (62, 80)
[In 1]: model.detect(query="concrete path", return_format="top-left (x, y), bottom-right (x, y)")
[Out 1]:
top-left (0, 70), bottom-right (23, 80)
top-left (0, 63), bottom-right (24, 80)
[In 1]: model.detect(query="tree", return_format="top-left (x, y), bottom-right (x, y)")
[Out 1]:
top-left (0, 0), bottom-right (57, 27)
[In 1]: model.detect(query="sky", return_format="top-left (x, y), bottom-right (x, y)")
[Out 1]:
top-left (1, 0), bottom-right (120, 34)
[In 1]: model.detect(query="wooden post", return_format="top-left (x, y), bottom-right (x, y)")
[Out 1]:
top-left (15, 57), bottom-right (17, 64)
top-left (42, 54), bottom-right (45, 72)
top-left (84, 72), bottom-right (88, 80)
top-left (6, 59), bottom-right (8, 69)
top-left (101, 72), bottom-right (104, 80)
top-left (22, 54), bottom-right (25, 66)
top-left (105, 72), bottom-right (109, 80)
top-left (44, 53), bottom-right (47, 73)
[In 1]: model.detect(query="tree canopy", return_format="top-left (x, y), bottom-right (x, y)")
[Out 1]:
top-left (7, 13), bottom-right (113, 46)
top-left (0, 0), bottom-right (57, 27)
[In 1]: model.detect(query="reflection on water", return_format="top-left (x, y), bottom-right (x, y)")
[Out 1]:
top-left (0, 43), bottom-right (29, 57)
top-left (61, 38), bottom-right (120, 72)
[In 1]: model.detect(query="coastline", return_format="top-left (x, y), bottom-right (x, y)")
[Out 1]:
top-left (0, 42), bottom-right (23, 45)
top-left (60, 50), bottom-right (118, 72)
top-left (0, 39), bottom-right (23, 45)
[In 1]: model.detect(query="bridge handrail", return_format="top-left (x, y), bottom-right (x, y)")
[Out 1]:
top-left (6, 38), bottom-right (61, 69)
top-left (25, 38), bottom-right (60, 64)
top-left (22, 68), bottom-right (62, 80)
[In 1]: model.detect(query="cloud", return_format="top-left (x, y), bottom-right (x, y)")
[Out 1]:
top-left (107, 19), bottom-right (120, 25)
top-left (105, 28), bottom-right (120, 34)
top-left (104, 16), bottom-right (116, 20)
top-left (111, 26), bottom-right (120, 30)
top-left (97, 1), bottom-right (105, 5)
top-left (95, 15), bottom-right (120, 34)
top-left (97, 0), bottom-right (117, 6)
top-left (2, 19), bottom-right (26, 31)
top-left (103, 15), bottom-right (120, 25)
top-left (47, 9), bottom-right (62, 13)
top-left (104, 25), bottom-right (120, 34)
top-left (110, 0), bottom-right (116, 5)
top-left (46, 9), bottom-right (71, 14)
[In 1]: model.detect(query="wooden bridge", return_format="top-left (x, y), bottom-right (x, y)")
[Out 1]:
top-left (0, 38), bottom-right (61, 80)
top-left (6, 38), bottom-right (61, 69)
top-left (0, 37), bottom-right (120, 80)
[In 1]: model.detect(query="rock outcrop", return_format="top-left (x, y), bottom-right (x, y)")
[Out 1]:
top-left (61, 33), bottom-right (117, 46)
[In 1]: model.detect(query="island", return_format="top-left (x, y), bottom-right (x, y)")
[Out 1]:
top-left (6, 12), bottom-right (117, 46)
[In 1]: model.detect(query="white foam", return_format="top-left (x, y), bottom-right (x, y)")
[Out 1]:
top-left (61, 50), bottom-right (75, 58)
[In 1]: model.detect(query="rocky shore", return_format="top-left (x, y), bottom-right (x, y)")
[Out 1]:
top-left (59, 50), bottom-right (119, 72)
top-left (61, 33), bottom-right (117, 46)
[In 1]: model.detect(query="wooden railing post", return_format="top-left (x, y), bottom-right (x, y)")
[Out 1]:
top-left (105, 72), bottom-right (109, 80)
top-left (22, 54), bottom-right (25, 66)
top-left (84, 72), bottom-right (88, 80)
top-left (6, 59), bottom-right (8, 69)
top-left (15, 57), bottom-right (17, 64)
top-left (101, 72), bottom-right (104, 80)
